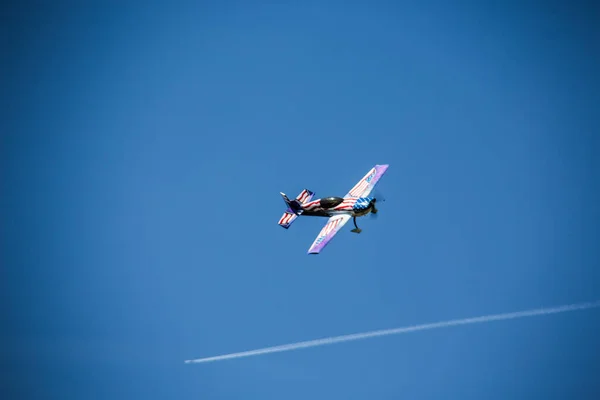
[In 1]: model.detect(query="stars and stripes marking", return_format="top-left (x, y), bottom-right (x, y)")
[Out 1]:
top-left (296, 189), bottom-right (313, 204)
top-left (278, 189), bottom-right (314, 228)
top-left (332, 198), bottom-right (357, 211)
top-left (302, 199), bottom-right (323, 211)
top-left (348, 168), bottom-right (376, 197)
top-left (278, 212), bottom-right (298, 228)
top-left (352, 197), bottom-right (373, 210)
top-left (300, 198), bottom-right (358, 212)
top-left (314, 217), bottom-right (342, 246)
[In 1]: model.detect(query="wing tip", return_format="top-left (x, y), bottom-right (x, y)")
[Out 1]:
top-left (307, 246), bottom-right (320, 254)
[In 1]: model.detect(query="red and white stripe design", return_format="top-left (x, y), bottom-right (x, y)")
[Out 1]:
top-left (299, 198), bottom-right (357, 212)
top-left (279, 212), bottom-right (297, 226)
top-left (307, 214), bottom-right (353, 253)
top-left (348, 167), bottom-right (376, 197)
top-left (301, 199), bottom-right (322, 211)
top-left (296, 189), bottom-right (312, 204)
top-left (318, 217), bottom-right (342, 238)
top-left (278, 189), bottom-right (314, 229)
top-left (332, 198), bottom-right (357, 211)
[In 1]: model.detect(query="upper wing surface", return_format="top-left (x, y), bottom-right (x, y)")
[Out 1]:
top-left (344, 164), bottom-right (389, 198)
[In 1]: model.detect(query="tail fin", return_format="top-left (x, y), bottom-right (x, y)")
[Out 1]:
top-left (278, 189), bottom-right (315, 229)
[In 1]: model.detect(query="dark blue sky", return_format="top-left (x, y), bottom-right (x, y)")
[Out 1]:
top-left (2, 2), bottom-right (599, 399)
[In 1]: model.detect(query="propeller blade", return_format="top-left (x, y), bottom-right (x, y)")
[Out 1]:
top-left (372, 189), bottom-right (386, 202)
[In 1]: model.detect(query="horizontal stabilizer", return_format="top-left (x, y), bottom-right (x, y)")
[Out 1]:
top-left (278, 211), bottom-right (298, 229)
top-left (278, 189), bottom-right (315, 229)
top-left (295, 189), bottom-right (315, 204)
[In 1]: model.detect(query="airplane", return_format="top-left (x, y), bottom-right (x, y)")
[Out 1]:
top-left (278, 164), bottom-right (389, 254)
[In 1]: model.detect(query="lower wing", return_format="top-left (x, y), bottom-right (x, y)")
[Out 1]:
top-left (307, 214), bottom-right (352, 254)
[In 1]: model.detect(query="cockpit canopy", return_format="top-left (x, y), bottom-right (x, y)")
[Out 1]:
top-left (319, 197), bottom-right (344, 209)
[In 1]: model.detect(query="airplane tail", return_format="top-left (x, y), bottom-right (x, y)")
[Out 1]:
top-left (278, 189), bottom-right (315, 229)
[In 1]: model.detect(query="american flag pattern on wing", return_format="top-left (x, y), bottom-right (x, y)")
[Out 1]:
top-left (344, 164), bottom-right (389, 199)
top-left (307, 214), bottom-right (352, 254)
top-left (347, 168), bottom-right (376, 197)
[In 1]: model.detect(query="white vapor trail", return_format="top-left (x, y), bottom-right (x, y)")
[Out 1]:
top-left (185, 301), bottom-right (600, 364)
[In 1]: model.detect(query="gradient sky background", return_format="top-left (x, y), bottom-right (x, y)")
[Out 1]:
top-left (2, 1), bottom-right (600, 399)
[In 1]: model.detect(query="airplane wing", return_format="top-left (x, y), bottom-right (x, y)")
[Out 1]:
top-left (344, 164), bottom-right (389, 198)
top-left (307, 214), bottom-right (352, 254)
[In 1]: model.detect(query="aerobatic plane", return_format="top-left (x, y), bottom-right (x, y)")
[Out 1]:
top-left (278, 164), bottom-right (389, 254)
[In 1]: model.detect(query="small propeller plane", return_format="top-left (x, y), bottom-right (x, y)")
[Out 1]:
top-left (278, 164), bottom-right (389, 254)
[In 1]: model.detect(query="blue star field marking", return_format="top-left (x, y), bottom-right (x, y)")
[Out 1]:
top-left (353, 197), bottom-right (373, 210)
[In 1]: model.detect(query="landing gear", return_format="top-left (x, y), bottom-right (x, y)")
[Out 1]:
top-left (351, 202), bottom-right (378, 234)
top-left (351, 216), bottom-right (362, 233)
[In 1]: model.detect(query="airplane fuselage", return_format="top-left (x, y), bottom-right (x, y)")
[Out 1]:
top-left (297, 196), bottom-right (377, 218)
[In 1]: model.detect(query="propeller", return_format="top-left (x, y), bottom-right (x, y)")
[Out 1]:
top-left (370, 189), bottom-right (386, 219)
top-left (372, 188), bottom-right (386, 203)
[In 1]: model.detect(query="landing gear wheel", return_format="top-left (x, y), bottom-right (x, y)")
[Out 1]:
top-left (351, 217), bottom-right (362, 233)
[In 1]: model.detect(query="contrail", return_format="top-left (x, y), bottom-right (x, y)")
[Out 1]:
top-left (185, 300), bottom-right (600, 364)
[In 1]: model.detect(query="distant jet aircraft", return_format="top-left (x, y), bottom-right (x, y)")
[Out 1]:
top-left (278, 164), bottom-right (389, 254)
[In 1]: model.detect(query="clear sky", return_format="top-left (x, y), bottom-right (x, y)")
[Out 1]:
top-left (2, 1), bottom-right (599, 399)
